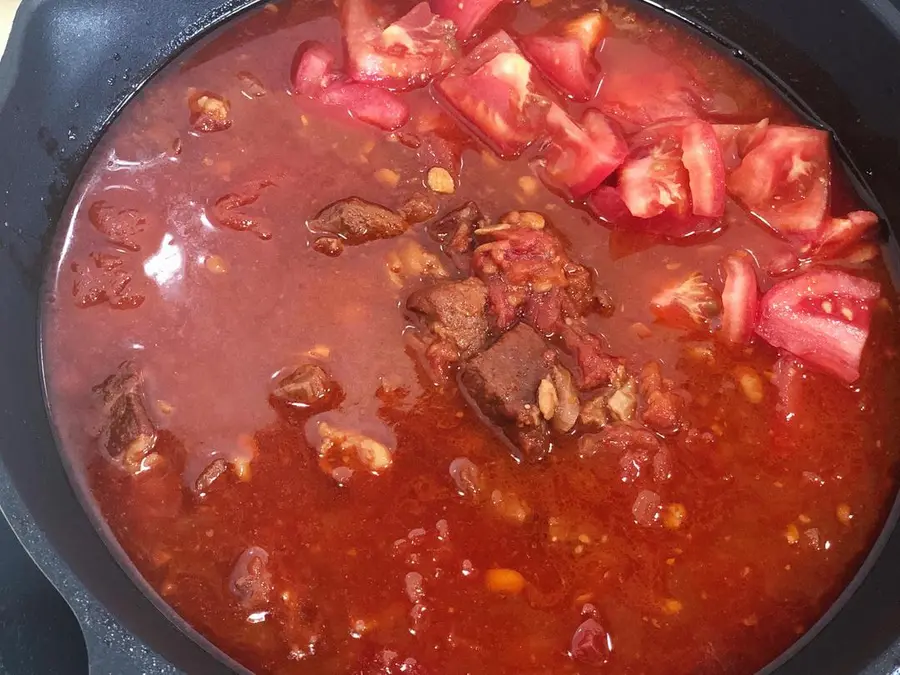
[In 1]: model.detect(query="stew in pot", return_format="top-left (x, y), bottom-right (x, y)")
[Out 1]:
top-left (42, 0), bottom-right (900, 673)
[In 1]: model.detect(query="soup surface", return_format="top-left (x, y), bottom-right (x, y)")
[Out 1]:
top-left (43, 1), bottom-right (900, 673)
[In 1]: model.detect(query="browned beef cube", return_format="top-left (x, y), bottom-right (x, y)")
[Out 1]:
top-left (308, 197), bottom-right (407, 245)
top-left (273, 364), bottom-right (339, 410)
top-left (407, 277), bottom-right (491, 362)
top-left (460, 324), bottom-right (556, 460)
top-left (428, 202), bottom-right (488, 271)
top-left (93, 361), bottom-right (158, 473)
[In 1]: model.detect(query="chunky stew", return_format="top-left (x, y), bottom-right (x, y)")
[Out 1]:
top-left (43, 0), bottom-right (900, 673)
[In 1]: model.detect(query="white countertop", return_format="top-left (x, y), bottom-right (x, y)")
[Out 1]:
top-left (0, 0), bottom-right (20, 57)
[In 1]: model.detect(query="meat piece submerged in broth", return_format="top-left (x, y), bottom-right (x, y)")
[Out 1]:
top-left (407, 277), bottom-right (492, 368)
top-left (461, 324), bottom-right (558, 459)
top-left (92, 361), bottom-right (158, 474)
top-left (307, 197), bottom-right (409, 246)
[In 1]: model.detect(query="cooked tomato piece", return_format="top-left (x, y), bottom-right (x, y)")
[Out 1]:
top-left (320, 82), bottom-right (410, 130)
top-left (681, 120), bottom-right (726, 217)
top-left (521, 12), bottom-right (606, 101)
top-left (595, 41), bottom-right (707, 133)
top-left (651, 272), bottom-right (720, 329)
top-left (756, 269), bottom-right (880, 383)
top-left (727, 125), bottom-right (831, 240)
top-left (539, 105), bottom-right (627, 198)
top-left (436, 31), bottom-right (550, 158)
top-left (719, 251), bottom-right (759, 344)
top-left (713, 119), bottom-right (769, 171)
top-left (343, 0), bottom-right (459, 91)
top-left (589, 186), bottom-right (716, 239)
top-left (430, 0), bottom-right (505, 41)
top-left (291, 41), bottom-right (340, 97)
top-left (618, 147), bottom-right (690, 219)
top-left (807, 210), bottom-right (880, 260)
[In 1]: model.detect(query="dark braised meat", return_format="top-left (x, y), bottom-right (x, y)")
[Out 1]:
top-left (400, 192), bottom-right (439, 224)
top-left (194, 458), bottom-right (229, 496)
top-left (428, 202), bottom-right (488, 272)
top-left (272, 364), bottom-right (340, 411)
top-left (308, 197), bottom-right (408, 245)
top-left (88, 200), bottom-right (146, 252)
top-left (561, 322), bottom-right (622, 390)
top-left (230, 546), bottom-right (273, 610)
top-left (407, 277), bottom-right (491, 372)
top-left (460, 324), bottom-right (557, 460)
top-left (93, 361), bottom-right (158, 473)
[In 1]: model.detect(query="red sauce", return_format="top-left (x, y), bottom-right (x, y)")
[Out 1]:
top-left (42, 1), bottom-right (900, 674)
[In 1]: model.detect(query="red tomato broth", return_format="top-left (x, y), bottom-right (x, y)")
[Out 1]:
top-left (41, 1), bottom-right (900, 674)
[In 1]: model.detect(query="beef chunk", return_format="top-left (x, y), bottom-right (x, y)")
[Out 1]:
top-left (308, 197), bottom-right (408, 245)
top-left (639, 361), bottom-right (687, 435)
top-left (93, 361), bottom-right (158, 474)
top-left (461, 324), bottom-right (556, 460)
top-left (407, 278), bottom-right (491, 370)
top-left (230, 546), bottom-right (272, 610)
top-left (194, 458), bottom-right (229, 496)
top-left (272, 364), bottom-right (340, 411)
top-left (561, 323), bottom-right (622, 390)
top-left (400, 192), bottom-right (439, 224)
top-left (428, 202), bottom-right (488, 271)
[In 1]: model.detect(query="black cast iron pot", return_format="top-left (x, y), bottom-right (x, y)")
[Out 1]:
top-left (1, 0), bottom-right (899, 673)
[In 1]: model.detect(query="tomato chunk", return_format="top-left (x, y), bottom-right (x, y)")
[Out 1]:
top-left (436, 31), bottom-right (550, 158)
top-left (719, 251), bottom-right (759, 344)
top-left (595, 41), bottom-right (707, 133)
top-left (343, 0), bottom-right (459, 91)
top-left (713, 119), bottom-right (769, 171)
top-left (291, 41), bottom-right (410, 130)
top-left (681, 120), bottom-right (726, 217)
top-left (727, 125), bottom-right (831, 240)
top-left (808, 210), bottom-right (880, 260)
top-left (430, 0), bottom-right (505, 41)
top-left (521, 12), bottom-right (606, 101)
top-left (320, 82), bottom-right (410, 130)
top-left (291, 41), bottom-right (341, 97)
top-left (651, 272), bottom-right (720, 329)
top-left (589, 186), bottom-right (716, 239)
top-left (755, 269), bottom-right (880, 383)
top-left (617, 122), bottom-right (692, 219)
top-left (539, 105), bottom-right (627, 198)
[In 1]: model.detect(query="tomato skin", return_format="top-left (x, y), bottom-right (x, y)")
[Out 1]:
top-left (540, 106), bottom-right (627, 198)
top-left (521, 13), bottom-right (606, 102)
top-left (726, 125), bottom-right (831, 240)
top-left (755, 269), bottom-right (880, 383)
top-left (292, 42), bottom-right (340, 97)
top-left (808, 210), bottom-right (880, 260)
top-left (343, 0), bottom-right (459, 91)
top-left (291, 41), bottom-right (410, 130)
top-left (320, 82), bottom-right (411, 130)
top-left (589, 186), bottom-right (716, 239)
top-left (681, 120), bottom-right (726, 217)
top-left (719, 251), bottom-right (759, 344)
top-left (436, 31), bottom-right (549, 158)
top-left (430, 0), bottom-right (505, 41)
